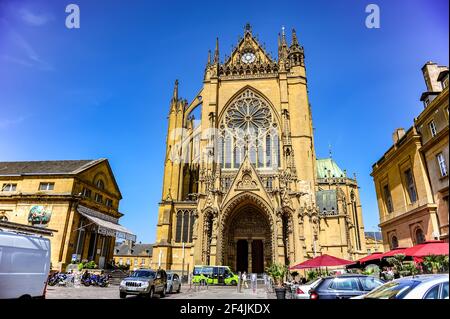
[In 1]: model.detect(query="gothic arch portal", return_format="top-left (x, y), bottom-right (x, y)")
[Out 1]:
top-left (217, 192), bottom-right (276, 272)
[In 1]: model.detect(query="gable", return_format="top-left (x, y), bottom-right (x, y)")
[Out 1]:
top-left (224, 30), bottom-right (274, 67)
top-left (220, 155), bottom-right (273, 210)
top-left (77, 160), bottom-right (122, 199)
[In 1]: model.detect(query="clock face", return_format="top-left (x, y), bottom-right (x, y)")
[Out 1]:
top-left (241, 52), bottom-right (255, 64)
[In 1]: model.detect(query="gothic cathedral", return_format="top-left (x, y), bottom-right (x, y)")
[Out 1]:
top-left (153, 25), bottom-right (367, 273)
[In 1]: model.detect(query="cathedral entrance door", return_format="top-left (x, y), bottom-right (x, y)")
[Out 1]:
top-left (251, 240), bottom-right (264, 273)
top-left (236, 240), bottom-right (248, 273)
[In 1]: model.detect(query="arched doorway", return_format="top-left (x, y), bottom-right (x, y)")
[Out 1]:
top-left (222, 202), bottom-right (273, 274)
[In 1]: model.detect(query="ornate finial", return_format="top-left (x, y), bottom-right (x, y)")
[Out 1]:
top-left (281, 26), bottom-right (287, 46)
top-left (328, 143), bottom-right (332, 158)
top-left (245, 23), bottom-right (252, 33)
top-left (207, 50), bottom-right (211, 65)
top-left (172, 79), bottom-right (179, 102)
top-left (292, 28), bottom-right (299, 46)
top-left (214, 37), bottom-right (219, 64)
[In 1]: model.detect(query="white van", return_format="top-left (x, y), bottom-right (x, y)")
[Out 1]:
top-left (0, 230), bottom-right (51, 299)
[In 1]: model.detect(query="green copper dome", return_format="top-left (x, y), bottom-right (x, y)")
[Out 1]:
top-left (316, 158), bottom-right (346, 178)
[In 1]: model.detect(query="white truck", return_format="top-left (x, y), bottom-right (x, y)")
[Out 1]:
top-left (0, 229), bottom-right (51, 299)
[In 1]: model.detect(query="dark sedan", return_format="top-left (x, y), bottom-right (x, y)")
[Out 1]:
top-left (309, 274), bottom-right (384, 299)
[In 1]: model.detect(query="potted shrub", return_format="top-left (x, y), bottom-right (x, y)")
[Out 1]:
top-left (422, 255), bottom-right (444, 274)
top-left (266, 263), bottom-right (288, 299)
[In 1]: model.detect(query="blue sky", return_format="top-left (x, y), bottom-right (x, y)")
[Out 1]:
top-left (0, 0), bottom-right (448, 243)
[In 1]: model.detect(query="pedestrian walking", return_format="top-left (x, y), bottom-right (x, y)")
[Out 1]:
top-left (242, 271), bottom-right (248, 288)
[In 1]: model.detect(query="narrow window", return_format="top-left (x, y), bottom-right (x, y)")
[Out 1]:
top-left (94, 193), bottom-right (103, 204)
top-left (415, 228), bottom-right (426, 244)
top-left (82, 187), bottom-right (91, 198)
top-left (383, 184), bottom-right (394, 213)
top-left (266, 134), bottom-right (271, 167)
top-left (175, 212), bottom-right (182, 243)
top-left (189, 212), bottom-right (195, 243)
top-left (182, 211), bottom-right (190, 242)
top-left (429, 120), bottom-right (437, 137)
top-left (105, 199), bottom-right (113, 207)
top-left (224, 135), bottom-right (231, 169)
top-left (390, 236), bottom-right (399, 249)
top-left (437, 153), bottom-right (448, 177)
top-left (96, 179), bottom-right (105, 190)
top-left (404, 169), bottom-right (417, 203)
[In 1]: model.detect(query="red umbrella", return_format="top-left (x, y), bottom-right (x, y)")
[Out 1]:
top-left (289, 254), bottom-right (355, 269)
top-left (402, 240), bottom-right (449, 258)
top-left (357, 252), bottom-right (383, 264)
top-left (381, 247), bottom-right (408, 258)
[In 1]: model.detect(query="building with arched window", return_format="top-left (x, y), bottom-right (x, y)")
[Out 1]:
top-left (153, 25), bottom-right (367, 273)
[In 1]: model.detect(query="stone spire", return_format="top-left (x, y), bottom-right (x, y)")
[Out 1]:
top-left (207, 49), bottom-right (211, 66)
top-left (278, 26), bottom-right (289, 61)
top-left (172, 79), bottom-right (179, 102)
top-left (291, 28), bottom-right (299, 46)
top-left (213, 38), bottom-right (220, 64)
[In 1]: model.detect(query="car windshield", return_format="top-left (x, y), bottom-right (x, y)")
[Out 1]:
top-left (193, 267), bottom-right (202, 275)
top-left (129, 270), bottom-right (155, 278)
top-left (363, 280), bottom-right (420, 299)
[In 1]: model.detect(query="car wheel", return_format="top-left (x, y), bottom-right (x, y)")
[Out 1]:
top-left (169, 286), bottom-right (173, 294)
top-left (119, 292), bottom-right (126, 299)
top-left (230, 280), bottom-right (237, 286)
top-left (160, 286), bottom-right (166, 298)
top-left (177, 284), bottom-right (181, 293)
top-left (148, 287), bottom-right (155, 299)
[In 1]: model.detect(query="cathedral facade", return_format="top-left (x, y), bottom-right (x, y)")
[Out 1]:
top-left (153, 25), bottom-right (367, 273)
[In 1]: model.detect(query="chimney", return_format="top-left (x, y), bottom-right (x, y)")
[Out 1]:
top-left (422, 61), bottom-right (447, 92)
top-left (392, 128), bottom-right (405, 144)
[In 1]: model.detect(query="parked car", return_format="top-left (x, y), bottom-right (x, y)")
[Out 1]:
top-left (166, 272), bottom-right (182, 294)
top-left (309, 274), bottom-right (384, 299)
top-left (352, 274), bottom-right (449, 299)
top-left (119, 269), bottom-right (167, 299)
top-left (0, 230), bottom-right (51, 299)
top-left (292, 278), bottom-right (323, 299)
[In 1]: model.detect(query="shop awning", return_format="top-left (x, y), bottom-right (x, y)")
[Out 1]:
top-left (357, 252), bottom-right (384, 264)
top-left (77, 205), bottom-right (136, 242)
top-left (289, 254), bottom-right (355, 269)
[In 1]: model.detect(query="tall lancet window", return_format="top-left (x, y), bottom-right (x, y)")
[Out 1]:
top-left (266, 134), bottom-right (271, 167)
top-left (219, 88), bottom-right (280, 171)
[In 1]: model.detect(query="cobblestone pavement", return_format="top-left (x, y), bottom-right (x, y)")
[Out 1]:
top-left (46, 284), bottom-right (276, 299)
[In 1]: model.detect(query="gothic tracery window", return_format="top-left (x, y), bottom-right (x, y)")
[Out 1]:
top-left (219, 89), bottom-right (280, 169)
top-left (175, 210), bottom-right (196, 243)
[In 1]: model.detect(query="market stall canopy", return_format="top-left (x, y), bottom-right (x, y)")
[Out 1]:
top-left (289, 254), bottom-right (355, 269)
top-left (357, 252), bottom-right (383, 264)
top-left (77, 205), bottom-right (136, 242)
top-left (402, 240), bottom-right (449, 258)
top-left (381, 247), bottom-right (408, 258)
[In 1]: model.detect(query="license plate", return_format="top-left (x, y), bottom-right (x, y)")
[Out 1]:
top-left (127, 286), bottom-right (138, 291)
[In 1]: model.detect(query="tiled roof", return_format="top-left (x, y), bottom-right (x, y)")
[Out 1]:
top-left (316, 158), bottom-right (346, 179)
top-left (114, 242), bottom-right (153, 257)
top-left (0, 159), bottom-right (103, 176)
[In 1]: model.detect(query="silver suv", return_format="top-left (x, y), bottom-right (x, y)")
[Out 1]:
top-left (119, 269), bottom-right (167, 299)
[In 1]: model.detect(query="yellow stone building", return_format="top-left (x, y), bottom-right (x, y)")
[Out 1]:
top-left (113, 241), bottom-right (154, 270)
top-left (364, 232), bottom-right (384, 254)
top-left (0, 159), bottom-right (135, 270)
top-left (153, 25), bottom-right (367, 274)
top-left (371, 62), bottom-right (449, 250)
